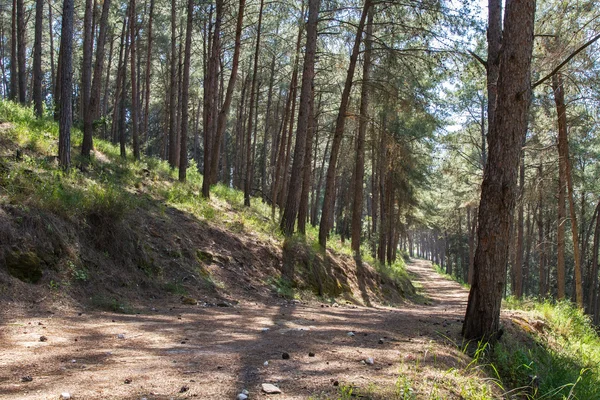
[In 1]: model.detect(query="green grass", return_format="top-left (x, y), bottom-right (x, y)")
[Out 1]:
top-left (433, 262), bottom-right (470, 288)
top-left (491, 298), bottom-right (600, 399)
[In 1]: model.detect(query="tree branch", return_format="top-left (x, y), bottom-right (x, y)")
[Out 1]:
top-left (532, 33), bottom-right (600, 89)
top-left (468, 50), bottom-right (487, 70)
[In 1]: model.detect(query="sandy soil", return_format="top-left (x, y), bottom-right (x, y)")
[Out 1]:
top-left (0, 260), bottom-right (473, 400)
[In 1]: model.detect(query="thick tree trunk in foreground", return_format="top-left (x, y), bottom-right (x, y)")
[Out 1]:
top-left (553, 73), bottom-right (583, 307)
top-left (58, 0), bottom-right (75, 169)
top-left (280, 0), bottom-right (320, 234)
top-left (318, 0), bottom-right (371, 247)
top-left (462, 0), bottom-right (535, 341)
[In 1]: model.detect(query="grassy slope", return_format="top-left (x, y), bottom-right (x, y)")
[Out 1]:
top-left (0, 100), bottom-right (413, 312)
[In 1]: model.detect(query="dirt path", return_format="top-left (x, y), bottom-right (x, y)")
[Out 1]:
top-left (1, 260), bottom-right (479, 400)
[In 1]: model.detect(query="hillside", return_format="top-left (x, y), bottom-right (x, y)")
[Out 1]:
top-left (0, 101), bottom-right (413, 312)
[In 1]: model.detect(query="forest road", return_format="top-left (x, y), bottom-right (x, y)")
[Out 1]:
top-left (0, 259), bottom-right (476, 400)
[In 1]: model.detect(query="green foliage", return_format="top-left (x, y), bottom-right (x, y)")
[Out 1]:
top-left (68, 261), bottom-right (89, 282)
top-left (268, 276), bottom-right (296, 299)
top-left (457, 298), bottom-right (600, 399)
top-left (433, 263), bottom-right (470, 288)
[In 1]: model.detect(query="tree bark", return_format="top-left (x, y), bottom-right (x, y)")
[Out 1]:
top-left (48, 0), bottom-right (55, 100)
top-left (167, 0), bottom-right (179, 167)
top-left (86, 0), bottom-right (112, 149)
top-left (58, 0), bottom-right (74, 169)
top-left (202, 0), bottom-right (245, 198)
top-left (271, 22), bottom-right (302, 216)
top-left (514, 135), bottom-right (526, 298)
top-left (9, 0), bottom-right (17, 101)
top-left (129, 0), bottom-right (140, 160)
top-left (486, 0), bottom-right (501, 141)
top-left (81, 0), bottom-right (94, 157)
top-left (462, 0), bottom-right (535, 341)
top-left (552, 72), bottom-right (583, 307)
top-left (538, 162), bottom-right (546, 297)
top-left (16, 0), bottom-right (26, 104)
top-left (297, 90), bottom-right (317, 234)
top-left (178, 0), bottom-right (193, 181)
top-left (280, 0), bottom-right (320, 234)
top-left (318, 0), bottom-right (371, 248)
top-left (350, 5), bottom-right (373, 254)
top-left (590, 200), bottom-right (600, 317)
top-left (32, 0), bottom-right (43, 116)
top-left (243, 0), bottom-right (265, 206)
top-left (143, 0), bottom-right (155, 153)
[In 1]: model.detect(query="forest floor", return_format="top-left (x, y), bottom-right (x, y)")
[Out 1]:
top-left (0, 259), bottom-right (500, 400)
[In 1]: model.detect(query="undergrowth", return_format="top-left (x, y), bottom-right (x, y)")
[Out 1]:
top-left (433, 262), bottom-right (470, 288)
top-left (492, 298), bottom-right (600, 399)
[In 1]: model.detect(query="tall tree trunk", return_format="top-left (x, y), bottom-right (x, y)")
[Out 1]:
top-left (178, 0), bottom-right (193, 181)
top-left (168, 0), bottom-right (179, 167)
top-left (202, 1), bottom-right (220, 190)
top-left (557, 134), bottom-right (567, 300)
top-left (538, 163), bottom-right (546, 297)
top-left (102, 30), bottom-right (115, 135)
top-left (208, 0), bottom-right (245, 185)
top-left (318, 0), bottom-right (371, 248)
top-left (280, 0), bottom-right (319, 233)
top-left (48, 0), bottom-right (55, 100)
top-left (143, 0), bottom-right (155, 154)
top-left (243, 0), bottom-right (264, 207)
top-left (16, 0), bottom-right (26, 104)
top-left (514, 136), bottom-right (526, 298)
top-left (129, 0), bottom-right (140, 160)
top-left (271, 22), bottom-right (302, 216)
top-left (486, 0), bottom-right (501, 141)
top-left (111, 18), bottom-right (127, 144)
top-left (297, 90), bottom-right (316, 234)
top-left (468, 206), bottom-right (476, 285)
top-left (552, 73), bottom-right (583, 307)
top-left (462, 0), bottom-right (535, 341)
top-left (32, 0), bottom-right (44, 116)
top-left (9, 0), bottom-right (17, 101)
top-left (58, 0), bottom-right (74, 169)
top-left (81, 0), bottom-right (94, 157)
top-left (261, 52), bottom-right (277, 200)
top-left (202, 0), bottom-right (245, 198)
top-left (119, 14), bottom-right (131, 159)
top-left (0, 20), bottom-right (7, 97)
top-left (86, 0), bottom-right (112, 149)
top-left (590, 201), bottom-right (600, 317)
top-left (350, 5), bottom-right (373, 254)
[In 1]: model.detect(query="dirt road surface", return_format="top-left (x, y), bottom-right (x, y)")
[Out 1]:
top-left (1, 260), bottom-right (476, 399)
